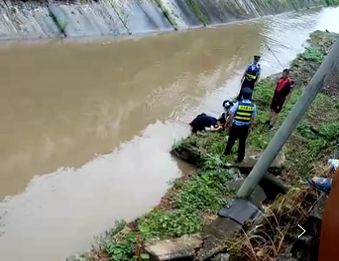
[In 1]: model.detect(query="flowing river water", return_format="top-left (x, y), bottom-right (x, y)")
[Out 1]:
top-left (0, 7), bottom-right (338, 261)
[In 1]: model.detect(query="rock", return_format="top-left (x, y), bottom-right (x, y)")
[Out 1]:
top-left (310, 193), bottom-right (327, 220)
top-left (218, 199), bottom-right (261, 226)
top-left (144, 234), bottom-right (202, 260)
top-left (237, 150), bottom-right (286, 174)
top-left (197, 218), bottom-right (241, 260)
top-left (259, 173), bottom-right (289, 201)
top-left (224, 179), bottom-right (267, 205)
top-left (213, 253), bottom-right (230, 261)
top-left (171, 144), bottom-right (202, 167)
top-left (227, 168), bottom-right (243, 180)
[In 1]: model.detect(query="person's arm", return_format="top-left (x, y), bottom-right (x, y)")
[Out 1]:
top-left (241, 65), bottom-right (249, 82)
top-left (254, 67), bottom-right (261, 85)
top-left (226, 113), bottom-right (234, 128)
top-left (285, 81), bottom-right (295, 104)
top-left (227, 102), bottom-right (238, 127)
top-left (250, 105), bottom-right (257, 129)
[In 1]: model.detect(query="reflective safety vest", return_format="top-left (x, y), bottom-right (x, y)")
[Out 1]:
top-left (245, 64), bottom-right (260, 81)
top-left (234, 102), bottom-right (255, 122)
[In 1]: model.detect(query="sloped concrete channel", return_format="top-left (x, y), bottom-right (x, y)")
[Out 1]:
top-left (0, 4), bottom-right (339, 261)
top-left (0, 0), bottom-right (335, 40)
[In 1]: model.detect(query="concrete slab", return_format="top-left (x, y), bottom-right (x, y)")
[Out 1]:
top-left (218, 199), bottom-right (260, 225)
top-left (144, 234), bottom-right (202, 260)
top-left (197, 218), bottom-right (241, 260)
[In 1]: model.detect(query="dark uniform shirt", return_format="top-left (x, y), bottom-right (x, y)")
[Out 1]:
top-left (190, 114), bottom-right (218, 133)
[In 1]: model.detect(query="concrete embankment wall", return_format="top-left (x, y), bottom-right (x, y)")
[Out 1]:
top-left (0, 0), bottom-right (335, 40)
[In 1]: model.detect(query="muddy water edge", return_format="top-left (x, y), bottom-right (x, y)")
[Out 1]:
top-left (0, 7), bottom-right (339, 261)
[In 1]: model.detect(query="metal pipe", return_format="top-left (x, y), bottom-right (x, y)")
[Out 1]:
top-left (237, 39), bottom-right (339, 199)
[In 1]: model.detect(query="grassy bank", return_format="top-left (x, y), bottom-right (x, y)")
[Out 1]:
top-left (71, 30), bottom-right (338, 261)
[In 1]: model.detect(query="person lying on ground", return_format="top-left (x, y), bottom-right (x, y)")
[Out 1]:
top-left (265, 68), bottom-right (295, 129)
top-left (189, 113), bottom-right (226, 134)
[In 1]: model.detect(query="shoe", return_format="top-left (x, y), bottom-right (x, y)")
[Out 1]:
top-left (307, 177), bottom-right (331, 194)
top-left (268, 124), bottom-right (274, 130)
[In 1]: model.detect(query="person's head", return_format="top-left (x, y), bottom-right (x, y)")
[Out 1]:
top-left (241, 87), bottom-right (253, 100)
top-left (222, 100), bottom-right (234, 113)
top-left (253, 55), bottom-right (261, 65)
top-left (282, 68), bottom-right (290, 79)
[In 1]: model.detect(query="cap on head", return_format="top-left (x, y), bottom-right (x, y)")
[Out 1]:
top-left (283, 68), bottom-right (290, 74)
top-left (254, 55), bottom-right (261, 61)
top-left (222, 100), bottom-right (234, 110)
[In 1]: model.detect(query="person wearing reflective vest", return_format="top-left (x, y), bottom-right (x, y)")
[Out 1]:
top-left (237, 55), bottom-right (261, 101)
top-left (224, 87), bottom-right (256, 163)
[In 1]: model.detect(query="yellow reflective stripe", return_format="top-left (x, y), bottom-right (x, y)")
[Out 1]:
top-left (238, 105), bottom-right (254, 111)
top-left (235, 116), bottom-right (251, 121)
top-left (236, 112), bottom-right (252, 116)
top-left (246, 73), bottom-right (257, 79)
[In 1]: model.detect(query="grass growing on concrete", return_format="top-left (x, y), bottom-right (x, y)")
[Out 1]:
top-left (71, 30), bottom-right (338, 261)
top-left (154, 0), bottom-right (178, 30)
top-left (187, 0), bottom-right (208, 25)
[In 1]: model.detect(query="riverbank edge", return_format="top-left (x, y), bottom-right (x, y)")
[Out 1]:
top-left (69, 30), bottom-right (338, 260)
top-left (1, 1), bottom-right (339, 43)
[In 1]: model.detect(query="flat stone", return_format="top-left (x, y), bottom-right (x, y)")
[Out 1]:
top-left (310, 193), bottom-right (327, 220)
top-left (144, 234), bottom-right (202, 260)
top-left (249, 150), bottom-right (286, 169)
top-left (224, 179), bottom-right (267, 205)
top-left (213, 253), bottom-right (230, 261)
top-left (202, 217), bottom-right (241, 241)
top-left (218, 199), bottom-right (260, 225)
top-left (232, 151), bottom-right (286, 174)
top-left (197, 218), bottom-right (241, 260)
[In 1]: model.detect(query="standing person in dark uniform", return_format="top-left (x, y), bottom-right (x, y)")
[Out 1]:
top-left (237, 55), bottom-right (261, 101)
top-left (224, 87), bottom-right (256, 162)
top-left (265, 69), bottom-right (294, 129)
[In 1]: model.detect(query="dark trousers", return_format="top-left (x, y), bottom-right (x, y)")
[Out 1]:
top-left (224, 124), bottom-right (250, 162)
top-left (237, 79), bottom-right (255, 101)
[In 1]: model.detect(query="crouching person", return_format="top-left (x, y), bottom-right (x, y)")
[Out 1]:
top-left (190, 113), bottom-right (226, 134)
top-left (224, 87), bottom-right (256, 162)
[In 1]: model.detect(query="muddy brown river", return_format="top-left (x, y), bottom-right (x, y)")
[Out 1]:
top-left (0, 7), bottom-right (338, 261)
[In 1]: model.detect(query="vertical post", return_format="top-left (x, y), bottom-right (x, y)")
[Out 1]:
top-left (237, 39), bottom-right (339, 199)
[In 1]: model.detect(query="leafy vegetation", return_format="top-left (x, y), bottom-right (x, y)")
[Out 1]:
top-left (302, 47), bottom-right (324, 63)
top-left (73, 30), bottom-right (338, 261)
top-left (154, 0), bottom-right (178, 29)
top-left (324, 0), bottom-right (339, 6)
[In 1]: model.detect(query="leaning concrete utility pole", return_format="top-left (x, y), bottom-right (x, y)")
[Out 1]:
top-left (237, 39), bottom-right (339, 199)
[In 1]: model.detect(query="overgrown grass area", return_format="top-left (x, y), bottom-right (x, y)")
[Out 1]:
top-left (225, 186), bottom-right (320, 260)
top-left (71, 30), bottom-right (338, 261)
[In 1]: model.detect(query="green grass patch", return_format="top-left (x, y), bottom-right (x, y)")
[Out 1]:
top-left (87, 30), bottom-right (339, 261)
top-left (302, 47), bottom-right (324, 63)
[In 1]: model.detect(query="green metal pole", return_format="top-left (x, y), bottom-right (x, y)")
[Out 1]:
top-left (237, 39), bottom-right (339, 199)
